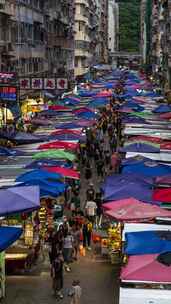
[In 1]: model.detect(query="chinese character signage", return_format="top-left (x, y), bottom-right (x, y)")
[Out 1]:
top-left (19, 78), bottom-right (68, 90)
top-left (19, 78), bottom-right (30, 89)
top-left (0, 86), bottom-right (17, 101)
top-left (57, 78), bottom-right (68, 90)
top-left (44, 78), bottom-right (56, 90)
top-left (0, 72), bottom-right (16, 84)
top-left (31, 78), bottom-right (43, 90)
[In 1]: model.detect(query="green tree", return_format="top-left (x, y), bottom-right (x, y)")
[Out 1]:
top-left (119, 0), bottom-right (141, 52)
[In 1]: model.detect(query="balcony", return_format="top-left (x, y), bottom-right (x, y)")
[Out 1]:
top-left (75, 49), bottom-right (89, 58)
top-left (75, 14), bottom-right (88, 23)
top-left (74, 66), bottom-right (89, 76)
top-left (0, 2), bottom-right (15, 16)
top-left (75, 0), bottom-right (89, 7)
top-left (47, 34), bottom-right (74, 49)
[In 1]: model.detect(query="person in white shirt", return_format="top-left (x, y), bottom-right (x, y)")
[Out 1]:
top-left (85, 200), bottom-right (97, 224)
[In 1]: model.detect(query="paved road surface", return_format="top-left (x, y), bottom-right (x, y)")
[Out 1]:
top-left (5, 253), bottom-right (120, 304)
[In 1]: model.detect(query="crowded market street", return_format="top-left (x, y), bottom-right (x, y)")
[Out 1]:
top-left (1, 67), bottom-right (171, 304)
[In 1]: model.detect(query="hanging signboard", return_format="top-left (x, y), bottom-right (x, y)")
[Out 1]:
top-left (44, 78), bottom-right (56, 90)
top-left (57, 78), bottom-right (68, 90)
top-left (0, 86), bottom-right (17, 102)
top-left (19, 78), bottom-right (68, 90)
top-left (0, 73), bottom-right (16, 84)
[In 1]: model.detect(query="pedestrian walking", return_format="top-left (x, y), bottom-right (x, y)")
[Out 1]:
top-left (86, 183), bottom-right (95, 201)
top-left (95, 192), bottom-right (103, 228)
top-left (82, 219), bottom-right (93, 250)
top-left (69, 280), bottom-right (82, 304)
top-left (85, 161), bottom-right (92, 180)
top-left (96, 158), bottom-right (104, 178)
top-left (63, 230), bottom-right (74, 272)
top-left (51, 253), bottom-right (64, 299)
top-left (85, 200), bottom-right (97, 224)
top-left (72, 224), bottom-right (81, 260)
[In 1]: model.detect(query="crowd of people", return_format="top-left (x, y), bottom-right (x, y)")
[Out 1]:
top-left (46, 97), bottom-right (122, 301)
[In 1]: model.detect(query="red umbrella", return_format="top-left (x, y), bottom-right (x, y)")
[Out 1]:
top-left (48, 105), bottom-right (70, 111)
top-left (95, 91), bottom-right (112, 97)
top-left (44, 166), bottom-right (80, 180)
top-left (73, 107), bottom-right (93, 114)
top-left (129, 135), bottom-right (162, 144)
top-left (160, 112), bottom-right (171, 119)
top-left (50, 129), bottom-right (82, 136)
top-left (38, 141), bottom-right (79, 151)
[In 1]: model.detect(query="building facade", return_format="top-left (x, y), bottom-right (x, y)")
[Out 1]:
top-left (108, 0), bottom-right (119, 67)
top-left (74, 0), bottom-right (109, 78)
top-left (0, 0), bottom-right (75, 86)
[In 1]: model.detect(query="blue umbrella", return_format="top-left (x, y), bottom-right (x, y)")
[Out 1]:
top-left (16, 169), bottom-right (61, 183)
top-left (0, 226), bottom-right (23, 252)
top-left (55, 122), bottom-right (82, 129)
top-left (153, 104), bottom-right (171, 114)
top-left (120, 142), bottom-right (160, 153)
top-left (21, 180), bottom-right (66, 197)
top-left (125, 231), bottom-right (171, 255)
top-left (76, 111), bottom-right (98, 120)
top-left (25, 159), bottom-right (73, 169)
top-left (0, 146), bottom-right (25, 156)
top-left (122, 161), bottom-right (171, 177)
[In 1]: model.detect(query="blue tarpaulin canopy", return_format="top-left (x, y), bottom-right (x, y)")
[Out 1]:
top-left (55, 122), bottom-right (82, 129)
top-left (21, 180), bottom-right (65, 198)
top-left (122, 161), bottom-right (171, 177)
top-left (103, 181), bottom-right (154, 203)
top-left (16, 169), bottom-right (61, 183)
top-left (0, 226), bottom-right (23, 252)
top-left (25, 159), bottom-right (72, 169)
top-left (0, 186), bottom-right (40, 216)
top-left (0, 146), bottom-right (25, 156)
top-left (120, 142), bottom-right (160, 153)
top-left (125, 231), bottom-right (171, 255)
top-left (153, 104), bottom-right (171, 113)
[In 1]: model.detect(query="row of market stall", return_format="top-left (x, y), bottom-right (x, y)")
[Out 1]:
top-left (92, 71), bottom-right (171, 304)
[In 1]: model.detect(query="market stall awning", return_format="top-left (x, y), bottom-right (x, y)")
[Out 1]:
top-left (0, 226), bottom-right (23, 252)
top-left (121, 254), bottom-right (171, 283)
top-left (55, 122), bottom-right (82, 129)
top-left (0, 186), bottom-right (40, 216)
top-left (50, 129), bottom-right (82, 136)
top-left (120, 142), bottom-right (160, 153)
top-left (38, 141), bottom-right (79, 151)
top-left (153, 104), bottom-right (171, 113)
top-left (104, 198), bottom-right (171, 221)
top-left (48, 105), bottom-right (70, 111)
top-left (15, 169), bottom-right (61, 183)
top-left (44, 166), bottom-right (80, 180)
top-left (25, 159), bottom-right (73, 169)
top-left (153, 188), bottom-right (171, 203)
top-left (22, 180), bottom-right (66, 197)
top-left (122, 160), bottom-right (171, 177)
top-left (124, 231), bottom-right (171, 255)
top-left (33, 149), bottom-right (76, 161)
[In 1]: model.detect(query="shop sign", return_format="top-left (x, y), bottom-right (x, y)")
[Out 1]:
top-left (31, 78), bottom-right (43, 90)
top-left (19, 78), bottom-right (68, 90)
top-left (44, 78), bottom-right (56, 90)
top-left (19, 78), bottom-right (31, 90)
top-left (57, 78), bottom-right (68, 90)
top-left (0, 72), bottom-right (16, 84)
top-left (24, 223), bottom-right (33, 246)
top-left (0, 86), bottom-right (17, 102)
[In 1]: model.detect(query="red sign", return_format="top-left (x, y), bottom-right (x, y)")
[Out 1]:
top-left (0, 86), bottom-right (17, 101)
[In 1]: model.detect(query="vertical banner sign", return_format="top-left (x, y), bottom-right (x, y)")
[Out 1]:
top-left (19, 78), bottom-right (31, 90)
top-left (57, 78), bottom-right (68, 90)
top-left (31, 78), bottom-right (43, 90)
top-left (44, 78), bottom-right (56, 90)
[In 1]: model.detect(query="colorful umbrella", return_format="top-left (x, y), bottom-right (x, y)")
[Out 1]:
top-left (48, 105), bottom-right (70, 111)
top-left (33, 149), bottom-right (76, 161)
top-left (38, 141), bottom-right (79, 151)
top-left (104, 198), bottom-right (171, 221)
top-left (16, 169), bottom-right (61, 183)
top-left (44, 166), bottom-right (80, 180)
top-left (50, 129), bottom-right (82, 136)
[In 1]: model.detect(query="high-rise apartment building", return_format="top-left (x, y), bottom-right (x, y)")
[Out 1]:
top-left (108, 0), bottom-right (119, 67)
top-left (0, 0), bottom-right (75, 85)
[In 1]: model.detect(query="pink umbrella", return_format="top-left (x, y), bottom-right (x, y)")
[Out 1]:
top-left (38, 141), bottom-right (79, 151)
top-left (95, 91), bottom-right (112, 97)
top-left (48, 105), bottom-right (70, 111)
top-left (121, 254), bottom-right (171, 283)
top-left (160, 112), bottom-right (171, 119)
top-left (50, 129), bottom-right (82, 136)
top-left (103, 198), bottom-right (171, 221)
top-left (44, 166), bottom-right (80, 180)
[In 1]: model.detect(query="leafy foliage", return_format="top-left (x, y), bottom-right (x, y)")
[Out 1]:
top-left (119, 0), bottom-right (141, 52)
